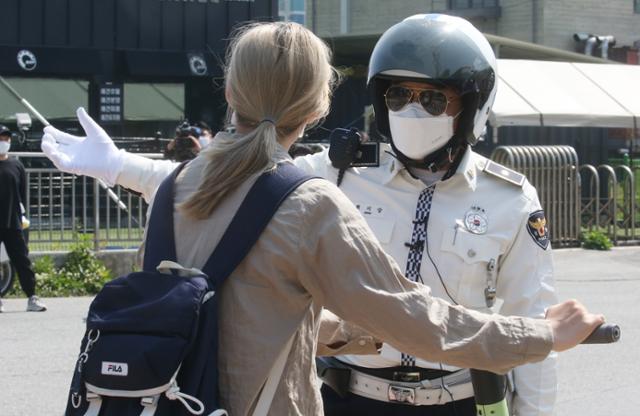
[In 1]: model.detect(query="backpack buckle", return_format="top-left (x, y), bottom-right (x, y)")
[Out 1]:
top-left (141, 395), bottom-right (160, 407)
top-left (71, 392), bottom-right (83, 409)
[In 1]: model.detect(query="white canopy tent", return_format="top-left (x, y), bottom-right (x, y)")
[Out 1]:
top-left (490, 59), bottom-right (640, 130)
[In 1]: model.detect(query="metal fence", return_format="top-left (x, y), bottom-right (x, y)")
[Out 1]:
top-left (14, 152), bottom-right (163, 252)
top-left (491, 146), bottom-right (639, 247)
top-left (12, 149), bottom-right (640, 251)
top-left (579, 163), bottom-right (637, 244)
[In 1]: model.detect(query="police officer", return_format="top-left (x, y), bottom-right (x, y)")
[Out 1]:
top-left (297, 14), bottom-right (557, 416)
top-left (42, 15), bottom-right (559, 415)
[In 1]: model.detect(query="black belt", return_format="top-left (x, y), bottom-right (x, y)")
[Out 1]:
top-left (346, 364), bottom-right (455, 382)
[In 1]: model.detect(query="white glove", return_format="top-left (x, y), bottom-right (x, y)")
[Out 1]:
top-left (41, 107), bottom-right (126, 186)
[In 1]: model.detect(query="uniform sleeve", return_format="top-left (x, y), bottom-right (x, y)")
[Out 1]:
top-left (497, 185), bottom-right (558, 416)
top-left (292, 148), bottom-right (332, 177)
top-left (293, 180), bottom-right (554, 374)
top-left (116, 154), bottom-right (178, 203)
top-left (116, 145), bottom-right (333, 204)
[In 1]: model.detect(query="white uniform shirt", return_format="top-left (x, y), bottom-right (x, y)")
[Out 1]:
top-left (117, 143), bottom-right (558, 416)
top-left (295, 144), bottom-right (558, 416)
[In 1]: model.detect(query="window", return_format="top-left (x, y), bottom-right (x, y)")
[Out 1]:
top-left (279, 0), bottom-right (306, 25)
top-left (291, 0), bottom-right (304, 12)
top-left (450, 0), bottom-right (497, 8)
top-left (635, 0), bottom-right (640, 13)
top-left (452, 0), bottom-right (471, 7)
top-left (289, 14), bottom-right (305, 25)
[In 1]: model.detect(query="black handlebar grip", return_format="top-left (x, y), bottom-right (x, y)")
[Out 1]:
top-left (469, 369), bottom-right (507, 405)
top-left (581, 323), bottom-right (621, 344)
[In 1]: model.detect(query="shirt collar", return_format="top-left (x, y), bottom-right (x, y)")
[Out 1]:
top-left (378, 143), bottom-right (405, 186)
top-left (450, 147), bottom-right (480, 191)
top-left (275, 142), bottom-right (293, 163)
top-left (380, 144), bottom-right (480, 191)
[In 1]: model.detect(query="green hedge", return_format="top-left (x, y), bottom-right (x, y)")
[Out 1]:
top-left (8, 239), bottom-right (112, 297)
top-left (580, 230), bottom-right (613, 251)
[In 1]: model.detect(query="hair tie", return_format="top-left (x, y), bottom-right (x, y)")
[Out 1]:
top-left (260, 117), bottom-right (276, 126)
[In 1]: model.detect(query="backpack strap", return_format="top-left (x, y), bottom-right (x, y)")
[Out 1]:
top-left (200, 162), bottom-right (314, 416)
top-left (251, 332), bottom-right (295, 416)
top-left (201, 162), bottom-right (316, 285)
top-left (142, 161), bottom-right (188, 272)
top-left (143, 161), bottom-right (316, 283)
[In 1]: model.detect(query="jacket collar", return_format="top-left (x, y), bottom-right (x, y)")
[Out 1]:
top-left (275, 143), bottom-right (294, 163)
top-left (380, 144), bottom-right (480, 191)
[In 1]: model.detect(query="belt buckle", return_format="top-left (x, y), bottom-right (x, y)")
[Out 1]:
top-left (392, 371), bottom-right (421, 382)
top-left (388, 385), bottom-right (416, 404)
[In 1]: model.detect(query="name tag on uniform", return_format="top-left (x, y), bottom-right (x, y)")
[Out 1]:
top-left (354, 203), bottom-right (387, 218)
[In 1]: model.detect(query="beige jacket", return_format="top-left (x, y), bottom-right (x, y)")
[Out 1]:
top-left (124, 146), bottom-right (553, 416)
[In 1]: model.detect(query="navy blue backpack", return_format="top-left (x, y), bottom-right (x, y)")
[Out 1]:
top-left (65, 162), bottom-right (314, 416)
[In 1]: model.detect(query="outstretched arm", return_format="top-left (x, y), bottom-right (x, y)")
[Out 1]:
top-left (41, 107), bottom-right (177, 202)
top-left (295, 180), bottom-right (603, 374)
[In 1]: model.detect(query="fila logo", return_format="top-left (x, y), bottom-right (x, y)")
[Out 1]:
top-left (101, 361), bottom-right (129, 376)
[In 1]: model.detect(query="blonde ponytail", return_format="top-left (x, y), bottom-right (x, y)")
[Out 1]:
top-left (181, 22), bottom-right (336, 219)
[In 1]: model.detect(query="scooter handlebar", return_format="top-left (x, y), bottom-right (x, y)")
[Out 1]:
top-left (471, 323), bottom-right (620, 416)
top-left (581, 323), bottom-right (620, 344)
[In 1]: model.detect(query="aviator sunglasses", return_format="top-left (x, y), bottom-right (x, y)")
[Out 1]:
top-left (384, 85), bottom-right (457, 116)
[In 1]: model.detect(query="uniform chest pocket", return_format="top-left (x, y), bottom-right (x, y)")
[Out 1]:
top-left (440, 226), bottom-right (502, 309)
top-left (441, 226), bottom-right (500, 264)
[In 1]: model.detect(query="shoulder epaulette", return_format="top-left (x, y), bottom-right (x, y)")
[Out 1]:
top-left (482, 160), bottom-right (525, 187)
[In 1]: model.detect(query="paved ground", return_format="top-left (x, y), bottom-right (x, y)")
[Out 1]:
top-left (1, 247), bottom-right (639, 415)
top-left (553, 247), bottom-right (640, 415)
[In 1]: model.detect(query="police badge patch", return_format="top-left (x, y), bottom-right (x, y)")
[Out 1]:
top-left (527, 210), bottom-right (549, 249)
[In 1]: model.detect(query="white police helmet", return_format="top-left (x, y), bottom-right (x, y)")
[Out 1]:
top-left (367, 14), bottom-right (497, 152)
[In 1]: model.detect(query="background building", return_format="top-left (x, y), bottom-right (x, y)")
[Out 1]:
top-left (310, 0), bottom-right (640, 62)
top-left (279, 0), bottom-right (306, 24)
top-left (302, 0), bottom-right (640, 167)
top-left (0, 0), bottom-right (277, 150)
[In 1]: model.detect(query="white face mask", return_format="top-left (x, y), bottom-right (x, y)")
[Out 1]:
top-left (0, 141), bottom-right (10, 154)
top-left (198, 135), bottom-right (211, 148)
top-left (388, 103), bottom-right (456, 160)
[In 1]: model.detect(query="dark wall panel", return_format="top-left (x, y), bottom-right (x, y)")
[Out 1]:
top-left (44, 0), bottom-right (68, 46)
top-left (206, 2), bottom-right (229, 58)
top-left (139, 0), bottom-right (162, 50)
top-left (93, 0), bottom-right (115, 49)
top-left (116, 0), bottom-right (138, 49)
top-left (250, 0), bottom-right (277, 20)
top-left (3, 0), bottom-right (276, 52)
top-left (1, 0), bottom-right (276, 79)
top-left (161, 2), bottom-right (184, 50)
top-left (0, 0), bottom-right (20, 45)
top-left (19, 0), bottom-right (44, 45)
top-left (184, 2), bottom-right (207, 50)
top-left (227, 1), bottom-right (251, 31)
top-left (68, 0), bottom-right (91, 47)
top-left (306, 77), bottom-right (368, 142)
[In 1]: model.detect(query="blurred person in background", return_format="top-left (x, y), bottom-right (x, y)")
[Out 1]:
top-left (0, 125), bottom-right (46, 312)
top-left (196, 121), bottom-right (214, 149)
top-left (163, 121), bottom-right (204, 162)
top-left (288, 142), bottom-right (325, 158)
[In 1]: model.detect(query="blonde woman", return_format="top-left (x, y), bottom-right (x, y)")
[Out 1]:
top-left (43, 22), bottom-right (602, 415)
